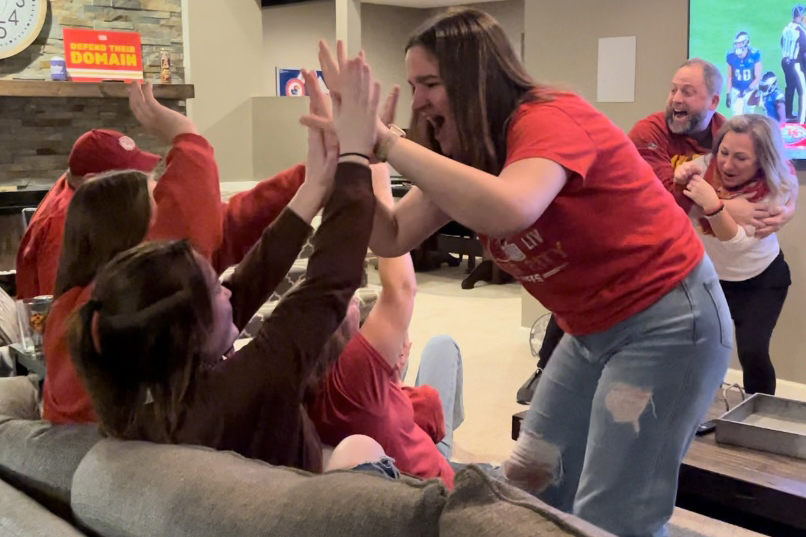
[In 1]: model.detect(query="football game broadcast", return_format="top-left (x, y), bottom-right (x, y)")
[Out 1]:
top-left (690, 0), bottom-right (806, 158)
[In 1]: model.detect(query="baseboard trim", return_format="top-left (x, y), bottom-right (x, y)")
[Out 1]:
top-left (723, 368), bottom-right (806, 402)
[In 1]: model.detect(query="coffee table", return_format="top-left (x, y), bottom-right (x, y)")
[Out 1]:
top-left (512, 393), bottom-right (806, 535)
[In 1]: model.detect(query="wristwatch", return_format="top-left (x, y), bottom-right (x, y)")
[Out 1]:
top-left (375, 124), bottom-right (406, 162)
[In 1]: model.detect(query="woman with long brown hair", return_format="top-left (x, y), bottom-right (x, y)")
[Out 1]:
top-left (68, 62), bottom-right (391, 473)
top-left (306, 9), bottom-right (732, 536)
top-left (42, 170), bottom-right (156, 424)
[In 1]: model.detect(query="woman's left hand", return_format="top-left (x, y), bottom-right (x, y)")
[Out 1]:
top-left (682, 174), bottom-right (721, 213)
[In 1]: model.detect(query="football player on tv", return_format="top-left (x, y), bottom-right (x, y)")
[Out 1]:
top-left (726, 31), bottom-right (762, 116)
top-left (780, 4), bottom-right (806, 122)
top-left (759, 72), bottom-right (786, 123)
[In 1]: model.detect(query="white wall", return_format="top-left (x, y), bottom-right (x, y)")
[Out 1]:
top-left (261, 0), bottom-right (525, 126)
top-left (523, 0), bottom-right (688, 131)
top-left (362, 3), bottom-right (433, 126)
top-left (262, 1), bottom-right (336, 96)
top-left (445, 1), bottom-right (524, 59)
top-left (182, 0), bottom-right (264, 182)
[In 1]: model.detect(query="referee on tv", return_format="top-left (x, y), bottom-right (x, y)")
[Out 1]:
top-left (781, 4), bottom-right (806, 122)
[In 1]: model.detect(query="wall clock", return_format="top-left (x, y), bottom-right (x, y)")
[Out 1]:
top-left (0, 0), bottom-right (48, 60)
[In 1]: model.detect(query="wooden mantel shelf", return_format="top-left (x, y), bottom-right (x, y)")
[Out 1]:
top-left (0, 80), bottom-right (194, 100)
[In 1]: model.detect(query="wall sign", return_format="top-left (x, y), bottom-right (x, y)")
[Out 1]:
top-left (276, 68), bottom-right (328, 97)
top-left (0, 0), bottom-right (48, 60)
top-left (62, 28), bottom-right (143, 82)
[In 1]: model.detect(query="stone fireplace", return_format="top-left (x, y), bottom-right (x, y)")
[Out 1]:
top-left (0, 0), bottom-right (191, 277)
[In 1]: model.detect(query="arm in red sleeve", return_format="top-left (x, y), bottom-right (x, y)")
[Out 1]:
top-left (628, 120), bottom-right (694, 212)
top-left (211, 164), bottom-right (305, 273)
top-left (147, 133), bottom-right (223, 260)
top-left (15, 224), bottom-right (41, 299)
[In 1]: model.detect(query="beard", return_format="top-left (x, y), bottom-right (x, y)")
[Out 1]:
top-left (665, 105), bottom-right (707, 135)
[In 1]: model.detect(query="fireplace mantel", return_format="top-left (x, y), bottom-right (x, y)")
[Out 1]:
top-left (0, 80), bottom-right (194, 100)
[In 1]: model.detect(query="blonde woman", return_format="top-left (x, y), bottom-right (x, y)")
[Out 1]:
top-left (677, 114), bottom-right (798, 395)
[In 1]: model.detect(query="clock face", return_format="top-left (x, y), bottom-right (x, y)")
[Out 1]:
top-left (0, 0), bottom-right (47, 60)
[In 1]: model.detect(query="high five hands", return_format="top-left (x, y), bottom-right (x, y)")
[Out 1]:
top-left (301, 41), bottom-right (400, 161)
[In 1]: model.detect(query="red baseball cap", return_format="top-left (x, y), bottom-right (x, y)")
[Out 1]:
top-left (68, 129), bottom-right (161, 177)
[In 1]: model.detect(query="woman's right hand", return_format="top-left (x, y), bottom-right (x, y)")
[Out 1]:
top-left (683, 174), bottom-right (721, 213)
top-left (673, 160), bottom-right (702, 186)
top-left (331, 55), bottom-right (381, 157)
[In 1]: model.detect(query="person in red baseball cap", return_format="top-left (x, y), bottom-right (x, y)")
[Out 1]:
top-left (37, 80), bottom-right (310, 425)
top-left (67, 129), bottom-right (162, 178)
top-left (16, 81), bottom-right (307, 300)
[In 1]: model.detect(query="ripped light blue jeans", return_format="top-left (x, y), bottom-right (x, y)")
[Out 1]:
top-left (510, 257), bottom-right (732, 537)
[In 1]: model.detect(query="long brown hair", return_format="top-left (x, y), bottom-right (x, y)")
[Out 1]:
top-left (68, 240), bottom-right (213, 442)
top-left (406, 7), bottom-right (540, 174)
top-left (53, 170), bottom-right (152, 298)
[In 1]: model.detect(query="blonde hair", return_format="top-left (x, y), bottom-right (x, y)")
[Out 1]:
top-left (713, 114), bottom-right (797, 206)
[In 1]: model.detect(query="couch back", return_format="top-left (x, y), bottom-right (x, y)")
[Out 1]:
top-left (0, 376), bottom-right (101, 521)
top-left (72, 438), bottom-right (448, 537)
top-left (0, 376), bottom-right (615, 537)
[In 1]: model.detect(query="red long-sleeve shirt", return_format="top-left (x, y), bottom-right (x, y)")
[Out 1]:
top-left (16, 136), bottom-right (305, 298)
top-left (39, 134), bottom-right (304, 424)
top-left (627, 111), bottom-right (726, 212)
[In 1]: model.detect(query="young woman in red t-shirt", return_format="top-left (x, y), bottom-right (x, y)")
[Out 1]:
top-left (306, 9), bottom-right (732, 536)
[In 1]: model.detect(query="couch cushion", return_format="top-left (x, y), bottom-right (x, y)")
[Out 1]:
top-left (0, 478), bottom-right (88, 537)
top-left (72, 439), bottom-right (447, 537)
top-left (440, 465), bottom-right (615, 537)
top-left (0, 376), bottom-right (39, 420)
top-left (0, 378), bottom-right (102, 520)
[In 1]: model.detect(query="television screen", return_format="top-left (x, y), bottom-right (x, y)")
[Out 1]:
top-left (689, 0), bottom-right (806, 158)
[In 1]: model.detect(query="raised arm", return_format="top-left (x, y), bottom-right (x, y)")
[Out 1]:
top-left (225, 81), bottom-right (339, 329)
top-left (360, 164), bottom-right (417, 367)
top-left (235, 60), bottom-right (379, 394)
top-left (130, 82), bottom-right (224, 260)
top-left (245, 161), bottom-right (374, 390)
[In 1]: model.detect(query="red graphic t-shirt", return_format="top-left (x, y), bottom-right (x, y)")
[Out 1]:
top-left (478, 93), bottom-right (704, 335)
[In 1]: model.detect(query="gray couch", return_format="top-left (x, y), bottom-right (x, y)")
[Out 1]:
top-left (0, 376), bottom-right (614, 537)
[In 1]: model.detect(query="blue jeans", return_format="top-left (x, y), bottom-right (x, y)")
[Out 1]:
top-left (411, 335), bottom-right (465, 459)
top-left (352, 456), bottom-right (400, 480)
top-left (510, 257), bottom-right (732, 537)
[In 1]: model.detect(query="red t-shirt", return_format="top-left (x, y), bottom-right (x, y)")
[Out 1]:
top-left (309, 333), bottom-right (455, 488)
top-left (628, 111), bottom-right (726, 211)
top-left (478, 93), bottom-right (704, 335)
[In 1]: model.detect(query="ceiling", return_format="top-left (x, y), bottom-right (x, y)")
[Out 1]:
top-left (261, 0), bottom-right (505, 10)
top-left (364, 0), bottom-right (504, 8)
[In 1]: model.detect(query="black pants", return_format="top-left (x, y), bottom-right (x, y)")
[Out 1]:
top-left (536, 314), bottom-right (565, 370)
top-left (782, 58), bottom-right (804, 121)
top-left (720, 251), bottom-right (791, 395)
